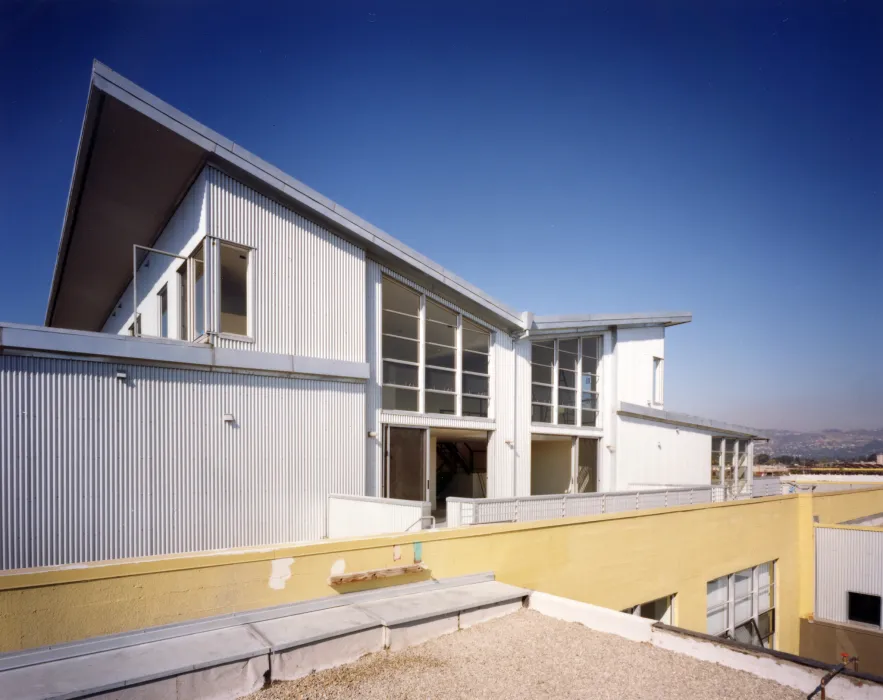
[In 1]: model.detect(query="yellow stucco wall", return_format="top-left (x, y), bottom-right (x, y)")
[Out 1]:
top-left (2, 487), bottom-right (882, 655)
top-left (812, 485), bottom-right (883, 524)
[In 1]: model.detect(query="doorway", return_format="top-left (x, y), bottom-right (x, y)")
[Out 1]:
top-left (383, 426), bottom-right (427, 501)
top-left (530, 435), bottom-right (599, 495)
top-left (429, 428), bottom-right (489, 521)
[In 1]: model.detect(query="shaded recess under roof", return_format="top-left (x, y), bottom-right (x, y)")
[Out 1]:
top-left (47, 62), bottom-right (692, 335)
top-left (46, 63), bottom-right (528, 334)
top-left (48, 91), bottom-right (206, 331)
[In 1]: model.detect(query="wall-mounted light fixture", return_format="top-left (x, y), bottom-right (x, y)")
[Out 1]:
top-left (223, 413), bottom-right (235, 423)
top-left (115, 370), bottom-right (127, 380)
top-left (367, 431), bottom-right (377, 438)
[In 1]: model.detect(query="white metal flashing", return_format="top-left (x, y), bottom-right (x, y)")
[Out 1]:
top-left (0, 322), bottom-right (368, 382)
top-left (617, 401), bottom-right (767, 439)
top-left (529, 312), bottom-right (692, 335)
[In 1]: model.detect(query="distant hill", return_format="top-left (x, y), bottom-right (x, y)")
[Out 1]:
top-left (754, 428), bottom-right (883, 460)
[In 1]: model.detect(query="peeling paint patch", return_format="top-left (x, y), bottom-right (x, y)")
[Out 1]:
top-left (269, 557), bottom-right (294, 590)
top-left (393, 545), bottom-right (401, 562)
top-left (330, 559), bottom-right (346, 576)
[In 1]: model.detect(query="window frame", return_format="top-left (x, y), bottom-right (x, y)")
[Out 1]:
top-left (707, 561), bottom-right (776, 649)
top-left (652, 356), bottom-right (664, 405)
top-left (380, 275), bottom-right (492, 418)
top-left (531, 335), bottom-right (602, 428)
top-left (847, 591), bottom-right (882, 627)
top-left (157, 285), bottom-right (169, 338)
top-left (216, 240), bottom-right (253, 340)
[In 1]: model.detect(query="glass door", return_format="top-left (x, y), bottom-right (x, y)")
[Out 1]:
top-left (384, 426), bottom-right (427, 501)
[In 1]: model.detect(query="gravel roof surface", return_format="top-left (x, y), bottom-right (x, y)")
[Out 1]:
top-left (243, 609), bottom-right (806, 700)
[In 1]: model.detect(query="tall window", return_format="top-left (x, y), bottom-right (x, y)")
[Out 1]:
top-left (707, 562), bottom-right (775, 649)
top-left (531, 341), bottom-right (554, 423)
top-left (382, 279), bottom-right (420, 411)
top-left (157, 285), bottom-right (169, 338)
top-left (581, 337), bottom-right (600, 426)
top-left (425, 300), bottom-right (457, 415)
top-left (557, 339), bottom-right (578, 425)
top-left (219, 242), bottom-right (249, 336)
top-left (532, 336), bottom-right (601, 427)
top-left (653, 356), bottom-right (664, 404)
top-left (192, 243), bottom-right (205, 338)
top-left (462, 320), bottom-right (490, 417)
top-left (381, 276), bottom-right (491, 417)
top-left (177, 262), bottom-right (188, 340)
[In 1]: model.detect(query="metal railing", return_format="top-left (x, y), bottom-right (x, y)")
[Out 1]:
top-left (446, 486), bottom-right (713, 527)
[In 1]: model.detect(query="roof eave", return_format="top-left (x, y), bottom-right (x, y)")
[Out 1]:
top-left (45, 75), bottom-right (104, 326)
top-left (618, 401), bottom-right (768, 440)
top-left (47, 61), bottom-right (525, 332)
top-left (527, 312), bottom-right (692, 337)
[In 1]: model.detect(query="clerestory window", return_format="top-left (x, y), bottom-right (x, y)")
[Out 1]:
top-left (531, 336), bottom-right (601, 427)
top-left (381, 276), bottom-right (492, 417)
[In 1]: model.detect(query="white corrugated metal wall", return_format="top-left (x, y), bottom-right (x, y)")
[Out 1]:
top-left (207, 168), bottom-right (366, 362)
top-left (0, 354), bottom-right (365, 569)
top-left (366, 261), bottom-right (383, 496)
top-left (815, 525), bottom-right (883, 624)
top-left (365, 261), bottom-right (525, 498)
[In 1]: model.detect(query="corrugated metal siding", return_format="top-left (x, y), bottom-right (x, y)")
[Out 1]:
top-left (815, 526), bottom-right (883, 623)
top-left (513, 338), bottom-right (532, 497)
top-left (0, 354), bottom-right (364, 570)
top-left (207, 168), bottom-right (365, 362)
top-left (366, 261), bottom-right (383, 496)
top-left (488, 332), bottom-right (514, 498)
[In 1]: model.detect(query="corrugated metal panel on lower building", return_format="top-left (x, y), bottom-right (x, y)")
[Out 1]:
top-left (0, 353), bottom-right (365, 570)
top-left (815, 525), bottom-right (883, 624)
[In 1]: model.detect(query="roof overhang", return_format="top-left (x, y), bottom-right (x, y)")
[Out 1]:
top-left (46, 62), bottom-right (526, 332)
top-left (525, 312), bottom-right (692, 338)
top-left (618, 401), bottom-right (767, 440)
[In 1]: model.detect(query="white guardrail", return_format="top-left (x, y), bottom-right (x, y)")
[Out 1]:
top-left (327, 494), bottom-right (432, 539)
top-left (446, 486), bottom-right (713, 528)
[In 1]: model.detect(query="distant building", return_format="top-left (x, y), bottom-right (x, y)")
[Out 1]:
top-left (877, 453), bottom-right (883, 466)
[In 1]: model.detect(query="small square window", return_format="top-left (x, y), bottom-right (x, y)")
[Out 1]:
top-left (848, 592), bottom-right (882, 627)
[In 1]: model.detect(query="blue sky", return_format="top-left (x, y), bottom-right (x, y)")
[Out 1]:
top-left (1, 1), bottom-right (880, 430)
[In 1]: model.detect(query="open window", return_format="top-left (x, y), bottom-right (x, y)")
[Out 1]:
top-left (622, 595), bottom-right (674, 624)
top-left (652, 356), bottom-right (664, 404)
top-left (219, 242), bottom-right (250, 336)
top-left (848, 592), bottom-right (882, 627)
top-left (157, 285), bottom-right (169, 338)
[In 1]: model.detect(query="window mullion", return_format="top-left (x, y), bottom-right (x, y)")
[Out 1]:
top-left (576, 338), bottom-right (583, 427)
top-left (455, 314), bottom-right (463, 416)
top-left (418, 294), bottom-right (426, 413)
top-left (552, 340), bottom-right (559, 425)
top-left (728, 574), bottom-right (735, 637)
top-left (753, 565), bottom-right (760, 625)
